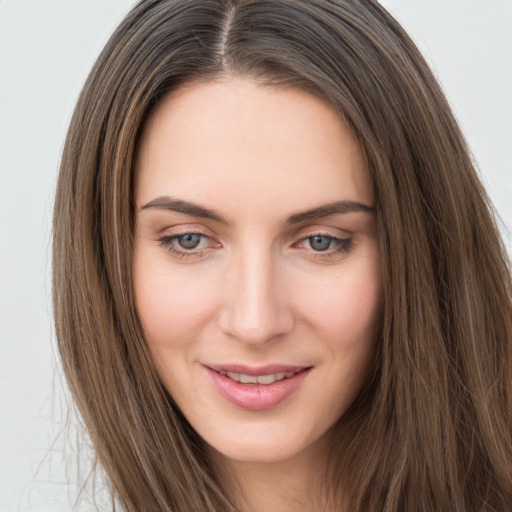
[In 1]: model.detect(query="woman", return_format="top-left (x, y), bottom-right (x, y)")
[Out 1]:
top-left (52, 0), bottom-right (512, 511)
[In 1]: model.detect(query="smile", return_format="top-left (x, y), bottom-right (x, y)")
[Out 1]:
top-left (205, 365), bottom-right (312, 411)
top-left (217, 370), bottom-right (297, 385)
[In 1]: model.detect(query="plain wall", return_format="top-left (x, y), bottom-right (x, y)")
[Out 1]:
top-left (0, 1), bottom-right (510, 510)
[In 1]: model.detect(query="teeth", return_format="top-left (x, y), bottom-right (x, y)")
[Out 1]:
top-left (221, 371), bottom-right (298, 385)
top-left (257, 374), bottom-right (276, 385)
top-left (240, 374), bottom-right (258, 384)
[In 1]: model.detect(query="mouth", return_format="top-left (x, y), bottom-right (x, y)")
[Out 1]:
top-left (215, 369), bottom-right (300, 385)
top-left (204, 364), bottom-right (312, 411)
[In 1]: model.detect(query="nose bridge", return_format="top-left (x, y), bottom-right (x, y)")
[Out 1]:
top-left (220, 241), bottom-right (292, 344)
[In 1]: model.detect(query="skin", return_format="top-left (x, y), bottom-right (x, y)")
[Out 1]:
top-left (133, 77), bottom-right (383, 512)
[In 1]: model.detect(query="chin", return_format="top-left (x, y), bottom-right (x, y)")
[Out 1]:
top-left (202, 419), bottom-right (333, 467)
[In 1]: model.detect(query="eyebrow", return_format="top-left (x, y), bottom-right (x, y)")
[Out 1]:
top-left (140, 196), bottom-right (375, 224)
top-left (286, 200), bottom-right (375, 224)
top-left (140, 196), bottom-right (227, 223)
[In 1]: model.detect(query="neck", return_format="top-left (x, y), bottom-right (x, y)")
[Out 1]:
top-left (210, 436), bottom-right (337, 512)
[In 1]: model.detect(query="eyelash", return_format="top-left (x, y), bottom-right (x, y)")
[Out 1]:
top-left (159, 233), bottom-right (212, 259)
top-left (295, 233), bottom-right (353, 258)
top-left (158, 232), bottom-right (353, 259)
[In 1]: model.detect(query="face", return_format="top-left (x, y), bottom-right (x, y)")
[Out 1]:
top-left (133, 78), bottom-right (383, 465)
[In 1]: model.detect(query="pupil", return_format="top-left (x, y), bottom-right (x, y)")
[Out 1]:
top-left (310, 235), bottom-right (331, 251)
top-left (178, 234), bottom-right (201, 249)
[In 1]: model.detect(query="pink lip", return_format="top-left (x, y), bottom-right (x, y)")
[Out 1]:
top-left (206, 363), bottom-right (307, 376)
top-left (205, 364), bottom-right (312, 411)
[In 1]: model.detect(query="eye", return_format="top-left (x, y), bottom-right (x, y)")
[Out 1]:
top-left (176, 233), bottom-right (203, 249)
top-left (296, 233), bottom-right (353, 257)
top-left (308, 235), bottom-right (333, 251)
top-left (158, 232), bottom-right (218, 259)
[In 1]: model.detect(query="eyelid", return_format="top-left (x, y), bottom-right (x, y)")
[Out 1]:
top-left (293, 224), bottom-right (352, 240)
top-left (156, 224), bottom-right (354, 259)
top-left (157, 224), bottom-right (222, 259)
top-left (292, 227), bottom-right (354, 258)
top-left (156, 222), bottom-right (217, 237)
top-left (295, 232), bottom-right (351, 247)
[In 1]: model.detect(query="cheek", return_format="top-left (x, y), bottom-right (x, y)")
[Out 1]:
top-left (301, 261), bottom-right (383, 346)
top-left (133, 255), bottom-right (218, 350)
top-left (303, 265), bottom-right (383, 416)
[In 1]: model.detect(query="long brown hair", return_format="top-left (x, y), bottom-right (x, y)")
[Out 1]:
top-left (52, 0), bottom-right (512, 510)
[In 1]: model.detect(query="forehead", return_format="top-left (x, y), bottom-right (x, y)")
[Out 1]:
top-left (135, 77), bottom-right (373, 217)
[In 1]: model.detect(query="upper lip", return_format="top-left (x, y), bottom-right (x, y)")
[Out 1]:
top-left (205, 364), bottom-right (310, 376)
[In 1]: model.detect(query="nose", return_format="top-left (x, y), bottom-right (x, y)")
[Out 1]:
top-left (218, 246), bottom-right (294, 345)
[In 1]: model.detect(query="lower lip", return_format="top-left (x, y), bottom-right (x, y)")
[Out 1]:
top-left (205, 367), bottom-right (311, 411)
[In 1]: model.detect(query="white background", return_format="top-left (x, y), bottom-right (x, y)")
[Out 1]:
top-left (1, 1), bottom-right (510, 510)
